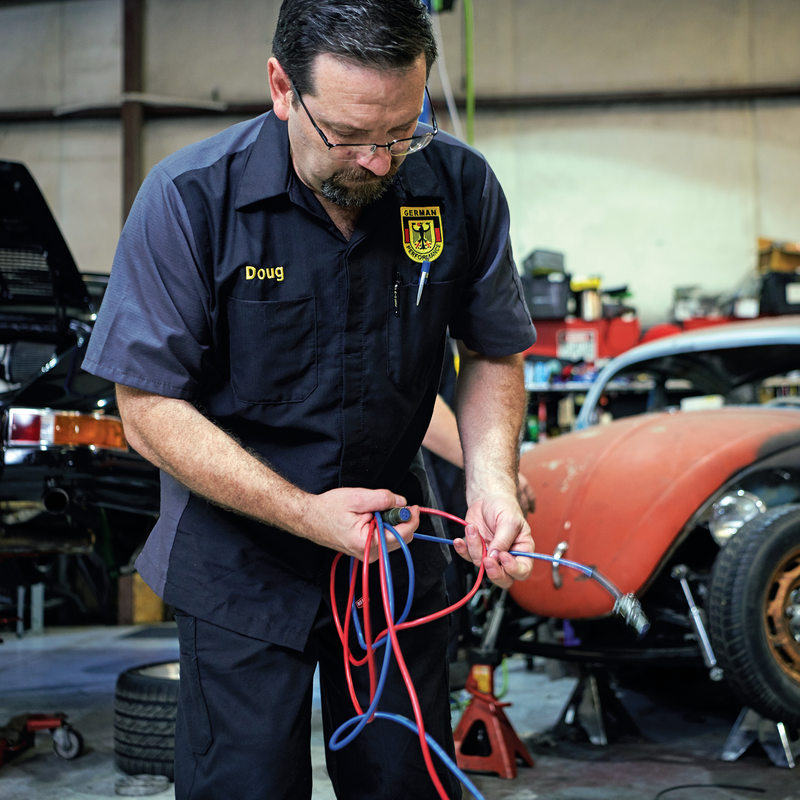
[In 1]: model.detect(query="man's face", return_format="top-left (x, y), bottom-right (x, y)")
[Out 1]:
top-left (286, 53), bottom-right (427, 209)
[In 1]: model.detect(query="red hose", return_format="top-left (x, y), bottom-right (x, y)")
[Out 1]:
top-left (330, 508), bottom-right (488, 799)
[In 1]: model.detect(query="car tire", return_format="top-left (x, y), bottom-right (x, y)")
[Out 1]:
top-left (114, 661), bottom-right (179, 781)
top-left (708, 503), bottom-right (800, 727)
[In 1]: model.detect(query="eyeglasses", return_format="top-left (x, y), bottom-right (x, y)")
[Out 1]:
top-left (290, 80), bottom-right (438, 161)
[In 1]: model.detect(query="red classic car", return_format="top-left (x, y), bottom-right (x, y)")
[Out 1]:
top-left (505, 317), bottom-right (800, 737)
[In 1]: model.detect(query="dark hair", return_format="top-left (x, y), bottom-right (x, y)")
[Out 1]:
top-left (272, 0), bottom-right (437, 96)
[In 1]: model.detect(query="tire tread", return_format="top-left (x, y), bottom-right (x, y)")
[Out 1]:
top-left (708, 504), bottom-right (800, 727)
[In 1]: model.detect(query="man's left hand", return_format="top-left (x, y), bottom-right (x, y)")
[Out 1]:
top-left (453, 493), bottom-right (534, 589)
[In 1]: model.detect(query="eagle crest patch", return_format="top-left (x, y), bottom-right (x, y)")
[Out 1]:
top-left (400, 206), bottom-right (443, 263)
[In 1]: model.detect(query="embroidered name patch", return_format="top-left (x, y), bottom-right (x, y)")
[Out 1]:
top-left (400, 206), bottom-right (443, 263)
top-left (245, 265), bottom-right (284, 282)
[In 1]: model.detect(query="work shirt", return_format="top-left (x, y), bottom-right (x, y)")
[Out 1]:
top-left (84, 111), bottom-right (535, 650)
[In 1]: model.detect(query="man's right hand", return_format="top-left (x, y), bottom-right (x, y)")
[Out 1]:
top-left (301, 488), bottom-right (419, 561)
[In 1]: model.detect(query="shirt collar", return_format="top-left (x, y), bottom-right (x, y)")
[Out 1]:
top-left (396, 146), bottom-right (444, 203)
top-left (235, 111), bottom-right (445, 209)
top-left (235, 111), bottom-right (293, 209)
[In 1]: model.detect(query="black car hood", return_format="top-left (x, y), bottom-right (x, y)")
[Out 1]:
top-left (0, 160), bottom-right (94, 319)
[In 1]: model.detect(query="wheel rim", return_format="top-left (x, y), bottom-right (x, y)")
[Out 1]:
top-left (765, 545), bottom-right (800, 681)
top-left (134, 662), bottom-right (180, 681)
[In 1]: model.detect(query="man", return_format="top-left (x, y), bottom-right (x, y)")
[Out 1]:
top-left (84, 1), bottom-right (536, 797)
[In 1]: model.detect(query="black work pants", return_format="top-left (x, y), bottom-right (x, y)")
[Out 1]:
top-left (173, 577), bottom-right (461, 800)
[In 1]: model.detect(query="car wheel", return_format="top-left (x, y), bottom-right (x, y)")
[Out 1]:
top-left (114, 661), bottom-right (179, 781)
top-left (708, 503), bottom-right (800, 727)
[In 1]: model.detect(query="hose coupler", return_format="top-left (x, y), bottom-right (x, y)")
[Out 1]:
top-left (382, 507), bottom-right (412, 526)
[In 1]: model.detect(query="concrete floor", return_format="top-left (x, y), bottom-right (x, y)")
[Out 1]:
top-left (1, 624), bottom-right (799, 799)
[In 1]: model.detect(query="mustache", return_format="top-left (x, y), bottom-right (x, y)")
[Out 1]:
top-left (334, 161), bottom-right (400, 184)
top-left (320, 159), bottom-right (401, 208)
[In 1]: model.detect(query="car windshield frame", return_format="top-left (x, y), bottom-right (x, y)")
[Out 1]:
top-left (575, 318), bottom-right (800, 429)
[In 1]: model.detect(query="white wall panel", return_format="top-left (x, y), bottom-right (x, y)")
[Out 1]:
top-left (478, 105), bottom-right (759, 323)
top-left (0, 4), bottom-right (64, 108)
top-left (144, 0), bottom-right (277, 102)
top-left (752, 0), bottom-right (800, 83)
top-left (754, 102), bottom-right (800, 240)
top-left (60, 0), bottom-right (122, 108)
top-left (472, 0), bottom-right (756, 95)
top-left (142, 117), bottom-right (251, 174)
top-left (0, 0), bottom-right (120, 109)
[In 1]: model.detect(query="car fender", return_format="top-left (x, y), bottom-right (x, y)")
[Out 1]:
top-left (512, 407), bottom-right (800, 619)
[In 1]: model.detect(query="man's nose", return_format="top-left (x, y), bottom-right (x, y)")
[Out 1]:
top-left (356, 146), bottom-right (393, 176)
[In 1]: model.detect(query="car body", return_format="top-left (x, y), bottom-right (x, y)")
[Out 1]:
top-left (508, 317), bottom-right (800, 726)
top-left (0, 160), bottom-right (159, 617)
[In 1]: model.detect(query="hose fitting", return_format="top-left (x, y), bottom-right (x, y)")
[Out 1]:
top-left (382, 507), bottom-right (411, 526)
top-left (614, 592), bottom-right (650, 635)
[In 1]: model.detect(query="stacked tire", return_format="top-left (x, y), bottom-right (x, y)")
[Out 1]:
top-left (114, 662), bottom-right (179, 781)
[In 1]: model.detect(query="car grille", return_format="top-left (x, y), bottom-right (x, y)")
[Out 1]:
top-left (0, 247), bottom-right (53, 300)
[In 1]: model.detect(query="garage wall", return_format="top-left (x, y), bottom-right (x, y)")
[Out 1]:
top-left (1, 0), bottom-right (800, 324)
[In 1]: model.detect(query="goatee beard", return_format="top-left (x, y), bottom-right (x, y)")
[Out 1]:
top-left (321, 162), bottom-right (399, 208)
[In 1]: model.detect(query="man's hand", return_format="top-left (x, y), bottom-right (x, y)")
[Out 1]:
top-left (453, 493), bottom-right (534, 589)
top-left (302, 488), bottom-right (419, 562)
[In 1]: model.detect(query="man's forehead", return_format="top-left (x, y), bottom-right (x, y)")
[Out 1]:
top-left (307, 52), bottom-right (426, 97)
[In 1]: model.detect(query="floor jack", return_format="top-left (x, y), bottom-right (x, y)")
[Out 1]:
top-left (0, 713), bottom-right (83, 767)
top-left (0, 616), bottom-right (84, 769)
top-left (453, 589), bottom-right (535, 779)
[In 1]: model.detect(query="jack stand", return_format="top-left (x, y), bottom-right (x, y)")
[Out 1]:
top-left (453, 656), bottom-right (534, 779)
top-left (721, 707), bottom-right (800, 768)
top-left (553, 664), bottom-right (639, 745)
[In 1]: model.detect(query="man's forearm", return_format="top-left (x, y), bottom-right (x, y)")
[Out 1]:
top-left (421, 394), bottom-right (464, 468)
top-left (115, 385), bottom-right (417, 561)
top-left (452, 347), bottom-right (527, 505)
top-left (116, 384), bottom-right (312, 536)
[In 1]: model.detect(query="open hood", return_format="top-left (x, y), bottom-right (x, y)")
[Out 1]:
top-left (0, 160), bottom-right (94, 318)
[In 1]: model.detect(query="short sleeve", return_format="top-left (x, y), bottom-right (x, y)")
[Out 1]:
top-left (83, 165), bottom-right (211, 400)
top-left (447, 162), bottom-right (536, 356)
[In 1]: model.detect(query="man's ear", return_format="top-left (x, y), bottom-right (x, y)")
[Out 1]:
top-left (268, 57), bottom-right (292, 121)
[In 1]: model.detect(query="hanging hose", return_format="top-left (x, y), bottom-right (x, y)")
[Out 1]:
top-left (328, 506), bottom-right (649, 800)
top-left (431, 4), bottom-right (465, 140)
top-left (462, 0), bottom-right (476, 145)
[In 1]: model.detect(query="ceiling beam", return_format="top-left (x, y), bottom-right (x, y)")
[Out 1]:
top-left (3, 83), bottom-right (800, 126)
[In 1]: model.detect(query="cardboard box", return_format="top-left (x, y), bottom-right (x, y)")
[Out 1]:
top-left (758, 238), bottom-right (800, 274)
top-left (118, 572), bottom-right (164, 625)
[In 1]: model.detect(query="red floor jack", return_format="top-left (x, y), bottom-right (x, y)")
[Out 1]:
top-left (452, 589), bottom-right (534, 779)
top-left (0, 616), bottom-right (84, 768)
top-left (0, 713), bottom-right (83, 767)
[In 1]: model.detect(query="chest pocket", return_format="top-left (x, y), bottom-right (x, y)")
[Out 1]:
top-left (386, 279), bottom-right (458, 390)
top-left (227, 296), bottom-right (318, 404)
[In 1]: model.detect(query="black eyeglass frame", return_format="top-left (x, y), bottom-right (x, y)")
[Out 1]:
top-left (289, 80), bottom-right (438, 159)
